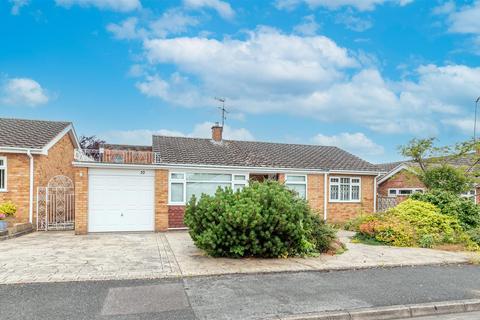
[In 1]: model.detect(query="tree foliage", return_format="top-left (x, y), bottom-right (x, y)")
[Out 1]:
top-left (399, 138), bottom-right (477, 194)
top-left (79, 135), bottom-right (105, 149)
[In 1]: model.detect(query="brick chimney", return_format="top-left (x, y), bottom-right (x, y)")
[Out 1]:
top-left (211, 122), bottom-right (223, 142)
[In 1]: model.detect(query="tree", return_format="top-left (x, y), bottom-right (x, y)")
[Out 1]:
top-left (399, 138), bottom-right (477, 194)
top-left (79, 135), bottom-right (105, 150)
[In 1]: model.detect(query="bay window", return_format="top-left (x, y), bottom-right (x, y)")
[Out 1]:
top-left (169, 172), bottom-right (248, 204)
top-left (285, 175), bottom-right (307, 199)
top-left (329, 176), bottom-right (360, 202)
top-left (0, 157), bottom-right (6, 191)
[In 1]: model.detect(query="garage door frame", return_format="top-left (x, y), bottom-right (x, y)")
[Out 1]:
top-left (88, 168), bottom-right (155, 232)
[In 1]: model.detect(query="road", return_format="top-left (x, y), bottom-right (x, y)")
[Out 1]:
top-left (1, 265), bottom-right (480, 320)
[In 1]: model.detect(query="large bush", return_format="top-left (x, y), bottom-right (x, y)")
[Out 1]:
top-left (184, 180), bottom-right (337, 258)
top-left (356, 199), bottom-right (468, 248)
top-left (411, 190), bottom-right (480, 230)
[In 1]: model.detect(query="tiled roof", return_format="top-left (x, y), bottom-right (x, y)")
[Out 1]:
top-left (152, 135), bottom-right (378, 172)
top-left (0, 118), bottom-right (71, 149)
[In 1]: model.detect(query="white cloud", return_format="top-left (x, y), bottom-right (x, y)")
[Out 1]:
top-left (136, 27), bottom-right (480, 135)
top-left (107, 17), bottom-right (144, 40)
top-left (435, 1), bottom-right (480, 50)
top-left (10, 0), bottom-right (29, 15)
top-left (335, 9), bottom-right (373, 32)
top-left (293, 15), bottom-right (320, 36)
top-left (275, 0), bottom-right (413, 12)
top-left (55, 0), bottom-right (141, 12)
top-left (1, 78), bottom-right (49, 107)
top-left (445, 1), bottom-right (480, 34)
top-left (442, 118), bottom-right (475, 136)
top-left (312, 132), bottom-right (384, 156)
top-left (107, 9), bottom-right (199, 41)
top-left (100, 122), bottom-right (254, 145)
top-left (183, 0), bottom-right (234, 19)
top-left (149, 9), bottom-right (199, 38)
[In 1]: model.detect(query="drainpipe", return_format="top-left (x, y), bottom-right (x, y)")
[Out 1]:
top-left (323, 173), bottom-right (328, 221)
top-left (373, 175), bottom-right (378, 213)
top-left (27, 150), bottom-right (34, 224)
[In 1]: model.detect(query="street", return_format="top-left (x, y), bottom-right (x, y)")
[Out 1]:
top-left (1, 264), bottom-right (480, 320)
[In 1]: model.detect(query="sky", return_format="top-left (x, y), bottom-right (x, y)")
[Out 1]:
top-left (1, 0), bottom-right (480, 163)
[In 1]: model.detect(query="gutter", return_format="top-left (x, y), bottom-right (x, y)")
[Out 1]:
top-left (26, 150), bottom-right (34, 224)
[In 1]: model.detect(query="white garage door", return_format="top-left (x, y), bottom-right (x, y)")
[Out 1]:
top-left (88, 168), bottom-right (155, 232)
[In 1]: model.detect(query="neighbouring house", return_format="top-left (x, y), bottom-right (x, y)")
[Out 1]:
top-left (376, 154), bottom-right (480, 206)
top-left (0, 118), bottom-right (80, 229)
top-left (73, 124), bottom-right (380, 234)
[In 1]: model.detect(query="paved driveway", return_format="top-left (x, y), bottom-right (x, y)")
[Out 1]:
top-left (0, 232), bottom-right (181, 284)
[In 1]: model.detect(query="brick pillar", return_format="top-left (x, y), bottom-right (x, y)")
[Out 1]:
top-left (74, 167), bottom-right (88, 235)
top-left (155, 169), bottom-right (169, 231)
top-left (277, 173), bottom-right (285, 183)
top-left (307, 174), bottom-right (324, 215)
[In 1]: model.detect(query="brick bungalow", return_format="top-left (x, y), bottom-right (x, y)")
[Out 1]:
top-left (376, 155), bottom-right (479, 203)
top-left (73, 124), bottom-right (381, 234)
top-left (0, 118), bottom-right (80, 226)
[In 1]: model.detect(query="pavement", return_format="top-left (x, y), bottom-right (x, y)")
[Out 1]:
top-left (1, 265), bottom-right (480, 320)
top-left (396, 311), bottom-right (480, 319)
top-left (0, 230), bottom-right (476, 284)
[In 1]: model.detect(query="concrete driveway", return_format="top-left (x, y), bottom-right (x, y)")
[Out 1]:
top-left (0, 232), bottom-right (181, 284)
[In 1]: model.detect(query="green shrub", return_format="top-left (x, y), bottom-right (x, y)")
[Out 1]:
top-left (467, 227), bottom-right (480, 245)
top-left (184, 180), bottom-right (337, 258)
top-left (421, 165), bottom-right (473, 194)
top-left (411, 189), bottom-right (480, 230)
top-left (356, 199), bottom-right (466, 248)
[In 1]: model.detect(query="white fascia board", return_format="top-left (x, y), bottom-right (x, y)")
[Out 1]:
top-left (73, 161), bottom-right (328, 173)
top-left (328, 170), bottom-right (381, 176)
top-left (0, 147), bottom-right (44, 154)
top-left (377, 164), bottom-right (410, 185)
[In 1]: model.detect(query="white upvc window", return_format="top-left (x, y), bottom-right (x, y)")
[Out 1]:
top-left (168, 172), bottom-right (248, 204)
top-left (285, 174), bottom-right (307, 199)
top-left (461, 189), bottom-right (477, 203)
top-left (388, 188), bottom-right (424, 197)
top-left (0, 157), bottom-right (6, 192)
top-left (329, 176), bottom-right (361, 202)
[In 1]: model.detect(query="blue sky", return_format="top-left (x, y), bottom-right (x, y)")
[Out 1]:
top-left (1, 0), bottom-right (480, 163)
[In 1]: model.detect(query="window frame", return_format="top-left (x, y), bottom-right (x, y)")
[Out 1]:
top-left (285, 174), bottom-right (308, 200)
top-left (329, 176), bottom-right (361, 203)
top-left (387, 188), bottom-right (424, 197)
top-left (0, 156), bottom-right (6, 192)
top-left (461, 189), bottom-right (477, 204)
top-left (168, 171), bottom-right (249, 205)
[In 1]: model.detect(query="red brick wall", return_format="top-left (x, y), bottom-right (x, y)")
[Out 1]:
top-left (168, 205), bottom-right (186, 228)
top-left (377, 170), bottom-right (424, 197)
top-left (0, 154), bottom-right (30, 223)
top-left (0, 133), bottom-right (76, 225)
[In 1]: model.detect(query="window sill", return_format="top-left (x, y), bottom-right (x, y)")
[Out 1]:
top-left (168, 203), bottom-right (186, 206)
top-left (329, 200), bottom-right (361, 203)
top-left (0, 189), bottom-right (7, 193)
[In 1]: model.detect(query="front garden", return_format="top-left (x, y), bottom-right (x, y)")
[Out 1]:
top-left (347, 137), bottom-right (480, 251)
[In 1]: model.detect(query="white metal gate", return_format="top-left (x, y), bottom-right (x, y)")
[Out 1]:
top-left (36, 175), bottom-right (75, 231)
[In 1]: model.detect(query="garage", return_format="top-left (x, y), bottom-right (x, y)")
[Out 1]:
top-left (88, 168), bottom-right (155, 232)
